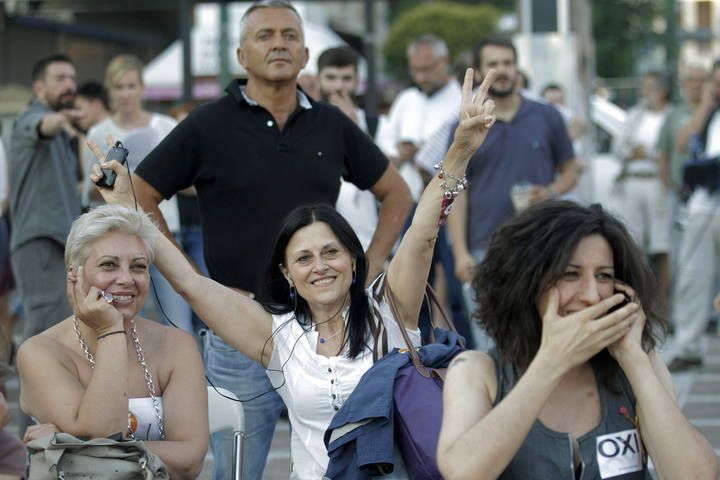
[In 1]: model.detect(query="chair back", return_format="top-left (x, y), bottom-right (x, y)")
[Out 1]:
top-left (207, 386), bottom-right (244, 434)
top-left (207, 386), bottom-right (245, 480)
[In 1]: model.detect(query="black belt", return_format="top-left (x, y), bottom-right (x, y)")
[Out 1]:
top-left (624, 172), bottom-right (657, 179)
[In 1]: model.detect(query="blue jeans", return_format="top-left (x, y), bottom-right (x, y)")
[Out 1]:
top-left (179, 225), bottom-right (209, 334)
top-left (461, 248), bottom-right (494, 351)
top-left (149, 264), bottom-right (191, 331)
top-left (203, 330), bottom-right (284, 480)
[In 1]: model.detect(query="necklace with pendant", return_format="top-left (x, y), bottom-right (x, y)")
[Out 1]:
top-left (318, 306), bottom-right (350, 344)
top-left (73, 315), bottom-right (165, 440)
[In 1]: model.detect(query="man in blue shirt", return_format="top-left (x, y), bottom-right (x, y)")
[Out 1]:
top-left (446, 38), bottom-right (579, 282)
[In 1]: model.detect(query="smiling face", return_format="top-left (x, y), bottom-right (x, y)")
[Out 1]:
top-left (544, 234), bottom-right (616, 317)
top-left (281, 221), bottom-right (354, 315)
top-left (237, 7), bottom-right (309, 84)
top-left (79, 231), bottom-right (150, 321)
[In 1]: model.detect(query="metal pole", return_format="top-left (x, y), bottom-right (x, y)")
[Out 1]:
top-left (520, 0), bottom-right (532, 34)
top-left (557, 0), bottom-right (569, 36)
top-left (180, 0), bottom-right (192, 102)
top-left (664, 0), bottom-right (678, 101)
top-left (363, 0), bottom-right (378, 119)
top-left (219, 1), bottom-right (231, 89)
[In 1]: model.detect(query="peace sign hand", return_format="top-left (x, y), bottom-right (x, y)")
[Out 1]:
top-left (452, 68), bottom-right (497, 156)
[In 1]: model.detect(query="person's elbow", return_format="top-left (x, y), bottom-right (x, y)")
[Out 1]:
top-left (172, 455), bottom-right (205, 480)
top-left (437, 448), bottom-right (485, 480)
top-left (562, 159), bottom-right (581, 189)
top-left (383, 173), bottom-right (413, 214)
top-left (131, 174), bottom-right (164, 209)
top-left (163, 442), bottom-right (207, 480)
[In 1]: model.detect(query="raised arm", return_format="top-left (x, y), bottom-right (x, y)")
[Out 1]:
top-left (386, 68), bottom-right (496, 328)
top-left (676, 82), bottom-right (716, 154)
top-left (87, 141), bottom-right (275, 365)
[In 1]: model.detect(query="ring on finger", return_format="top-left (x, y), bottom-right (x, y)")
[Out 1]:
top-left (101, 290), bottom-right (114, 304)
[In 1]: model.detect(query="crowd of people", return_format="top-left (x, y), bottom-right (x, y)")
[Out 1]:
top-left (0, 0), bottom-right (719, 478)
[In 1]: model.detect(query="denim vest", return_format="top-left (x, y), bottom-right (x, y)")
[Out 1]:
top-left (488, 349), bottom-right (651, 480)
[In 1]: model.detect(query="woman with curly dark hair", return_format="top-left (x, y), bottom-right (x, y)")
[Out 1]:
top-left (437, 201), bottom-right (717, 479)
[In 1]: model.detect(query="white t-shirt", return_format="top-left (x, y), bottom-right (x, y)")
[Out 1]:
top-left (376, 81), bottom-right (462, 200)
top-left (335, 109), bottom-right (378, 251)
top-left (265, 288), bottom-right (421, 479)
top-left (83, 114), bottom-right (180, 232)
top-left (626, 108), bottom-right (668, 174)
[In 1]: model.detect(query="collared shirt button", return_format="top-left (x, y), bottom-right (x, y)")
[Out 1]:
top-left (334, 406), bottom-right (339, 411)
top-left (327, 368), bottom-right (332, 373)
top-left (266, 120), bottom-right (273, 127)
top-left (332, 394), bottom-right (336, 399)
top-left (330, 380), bottom-right (334, 384)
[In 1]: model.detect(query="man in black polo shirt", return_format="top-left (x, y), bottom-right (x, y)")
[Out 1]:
top-left (133, 1), bottom-right (411, 478)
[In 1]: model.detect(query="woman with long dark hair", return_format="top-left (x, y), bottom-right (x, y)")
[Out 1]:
top-left (437, 201), bottom-right (717, 479)
top-left (88, 68), bottom-right (497, 478)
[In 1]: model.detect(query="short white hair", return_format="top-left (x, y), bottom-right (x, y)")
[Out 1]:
top-left (238, 0), bottom-right (303, 48)
top-left (65, 204), bottom-right (159, 268)
top-left (407, 34), bottom-right (449, 60)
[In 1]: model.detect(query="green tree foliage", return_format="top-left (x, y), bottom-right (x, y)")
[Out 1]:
top-left (383, 2), bottom-right (500, 81)
top-left (389, 0), bottom-right (514, 21)
top-left (593, 0), bottom-right (662, 78)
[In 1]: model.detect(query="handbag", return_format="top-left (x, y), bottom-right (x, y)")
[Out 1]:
top-left (27, 432), bottom-right (169, 480)
top-left (379, 280), bottom-right (464, 480)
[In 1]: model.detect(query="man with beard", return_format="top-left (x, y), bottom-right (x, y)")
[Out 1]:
top-left (317, 46), bottom-right (379, 249)
top-left (9, 53), bottom-right (82, 341)
top-left (444, 37), bottom-right (579, 288)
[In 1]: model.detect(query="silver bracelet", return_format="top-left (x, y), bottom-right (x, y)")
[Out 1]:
top-left (434, 162), bottom-right (468, 199)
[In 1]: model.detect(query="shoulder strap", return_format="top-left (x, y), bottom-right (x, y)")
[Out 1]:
top-left (370, 273), bottom-right (459, 368)
top-left (383, 280), bottom-right (430, 377)
top-left (369, 273), bottom-right (389, 363)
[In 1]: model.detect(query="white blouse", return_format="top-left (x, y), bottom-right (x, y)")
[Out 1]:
top-left (265, 290), bottom-right (421, 480)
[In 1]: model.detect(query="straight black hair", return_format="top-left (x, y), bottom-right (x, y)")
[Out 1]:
top-left (262, 204), bottom-right (371, 359)
top-left (32, 53), bottom-right (74, 82)
top-left (77, 81), bottom-right (110, 111)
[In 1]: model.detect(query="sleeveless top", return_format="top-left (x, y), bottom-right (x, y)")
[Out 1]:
top-left (127, 397), bottom-right (164, 441)
top-left (488, 349), bottom-right (651, 480)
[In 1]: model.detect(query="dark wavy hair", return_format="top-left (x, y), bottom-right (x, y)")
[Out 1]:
top-left (472, 201), bottom-right (667, 389)
top-left (262, 204), bottom-right (371, 359)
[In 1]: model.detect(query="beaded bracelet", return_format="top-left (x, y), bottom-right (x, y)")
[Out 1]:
top-left (97, 330), bottom-right (126, 341)
top-left (434, 162), bottom-right (468, 199)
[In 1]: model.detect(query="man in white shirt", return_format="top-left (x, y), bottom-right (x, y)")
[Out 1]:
top-left (610, 71), bottom-right (671, 295)
top-left (317, 46), bottom-right (378, 250)
top-left (376, 34), bottom-right (461, 200)
top-left (668, 60), bottom-right (720, 371)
